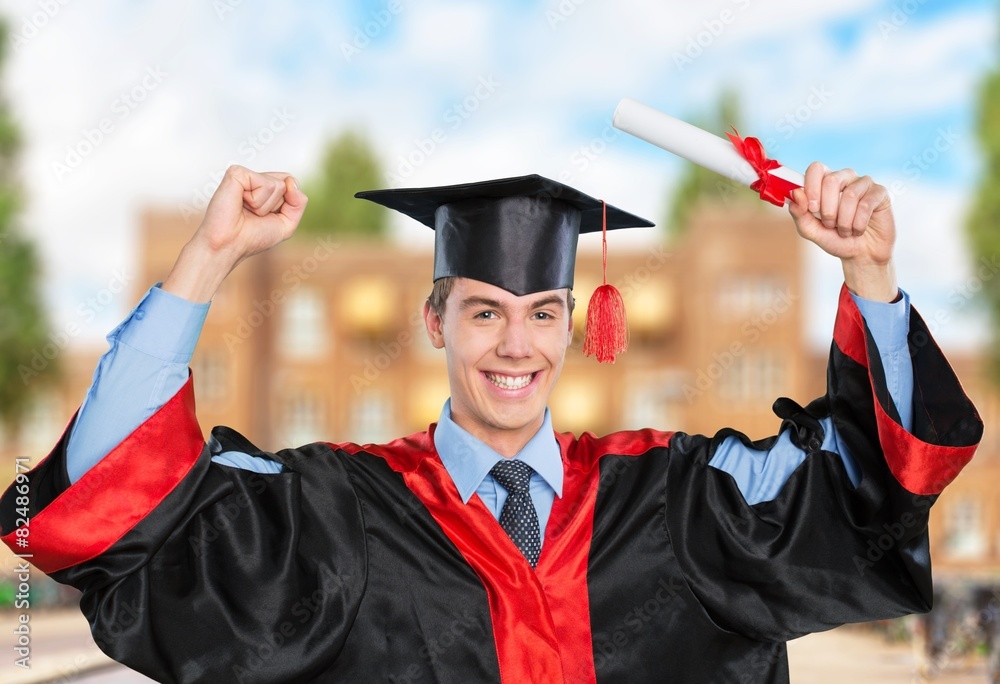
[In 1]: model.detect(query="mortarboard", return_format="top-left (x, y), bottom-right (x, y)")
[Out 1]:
top-left (355, 174), bottom-right (654, 362)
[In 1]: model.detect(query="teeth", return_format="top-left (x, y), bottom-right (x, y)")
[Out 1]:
top-left (485, 372), bottom-right (533, 390)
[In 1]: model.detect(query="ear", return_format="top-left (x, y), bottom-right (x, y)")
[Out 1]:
top-left (423, 300), bottom-right (446, 349)
top-left (566, 306), bottom-right (574, 345)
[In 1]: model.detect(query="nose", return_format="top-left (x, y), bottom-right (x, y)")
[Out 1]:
top-left (496, 319), bottom-right (532, 359)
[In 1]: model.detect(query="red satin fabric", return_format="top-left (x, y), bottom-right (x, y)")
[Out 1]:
top-left (349, 427), bottom-right (673, 684)
top-left (832, 285), bottom-right (976, 494)
top-left (2, 376), bottom-right (204, 574)
top-left (349, 431), bottom-right (567, 683)
top-left (726, 128), bottom-right (802, 207)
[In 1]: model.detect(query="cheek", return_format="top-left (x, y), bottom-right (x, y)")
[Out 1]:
top-left (447, 330), bottom-right (494, 369)
top-left (542, 331), bottom-right (570, 364)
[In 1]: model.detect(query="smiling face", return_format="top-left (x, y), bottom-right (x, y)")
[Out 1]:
top-left (423, 277), bottom-right (574, 457)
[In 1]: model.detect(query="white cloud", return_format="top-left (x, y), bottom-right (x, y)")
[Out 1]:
top-left (0, 0), bottom-right (993, 353)
top-left (804, 180), bottom-right (991, 352)
top-left (802, 10), bottom-right (996, 126)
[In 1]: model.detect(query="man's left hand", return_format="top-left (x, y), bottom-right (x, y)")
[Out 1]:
top-left (788, 162), bottom-right (898, 302)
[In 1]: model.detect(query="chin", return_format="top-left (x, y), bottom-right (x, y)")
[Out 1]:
top-left (489, 405), bottom-right (545, 431)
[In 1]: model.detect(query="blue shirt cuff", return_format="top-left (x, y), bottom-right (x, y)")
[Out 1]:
top-left (113, 285), bottom-right (210, 364)
top-left (850, 289), bottom-right (910, 352)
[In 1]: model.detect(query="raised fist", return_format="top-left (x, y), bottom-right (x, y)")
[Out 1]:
top-left (163, 165), bottom-right (309, 302)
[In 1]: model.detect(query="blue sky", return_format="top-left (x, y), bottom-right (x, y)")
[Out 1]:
top-left (0, 0), bottom-right (996, 349)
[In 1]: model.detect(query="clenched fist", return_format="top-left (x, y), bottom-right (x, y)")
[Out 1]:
top-left (164, 165), bottom-right (309, 302)
top-left (788, 162), bottom-right (898, 302)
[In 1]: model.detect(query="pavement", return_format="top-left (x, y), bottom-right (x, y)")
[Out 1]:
top-left (788, 625), bottom-right (989, 683)
top-left (0, 609), bottom-right (990, 683)
top-left (0, 609), bottom-right (131, 684)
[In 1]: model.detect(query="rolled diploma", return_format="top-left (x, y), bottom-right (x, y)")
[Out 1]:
top-left (613, 97), bottom-right (804, 199)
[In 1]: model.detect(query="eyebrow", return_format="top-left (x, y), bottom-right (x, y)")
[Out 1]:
top-left (459, 294), bottom-right (567, 313)
top-left (459, 296), bottom-right (504, 312)
top-left (529, 295), bottom-right (567, 311)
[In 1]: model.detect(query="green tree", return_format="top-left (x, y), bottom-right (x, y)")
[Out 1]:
top-left (966, 40), bottom-right (1000, 382)
top-left (296, 129), bottom-right (387, 237)
top-left (0, 21), bottom-right (56, 437)
top-left (665, 90), bottom-right (761, 239)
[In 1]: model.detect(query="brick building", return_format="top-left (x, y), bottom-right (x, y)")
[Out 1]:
top-left (3, 202), bottom-right (997, 580)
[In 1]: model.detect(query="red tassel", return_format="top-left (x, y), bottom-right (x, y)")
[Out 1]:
top-left (583, 200), bottom-right (628, 363)
top-left (583, 283), bottom-right (628, 363)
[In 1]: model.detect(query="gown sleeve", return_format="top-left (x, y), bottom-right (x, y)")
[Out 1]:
top-left (662, 286), bottom-right (982, 643)
top-left (0, 377), bottom-right (368, 684)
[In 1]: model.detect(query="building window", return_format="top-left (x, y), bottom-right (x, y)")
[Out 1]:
top-left (280, 392), bottom-right (326, 447)
top-left (340, 277), bottom-right (397, 342)
top-left (280, 288), bottom-right (328, 359)
top-left (191, 349), bottom-right (229, 402)
top-left (23, 394), bottom-right (61, 457)
top-left (716, 276), bottom-right (789, 318)
top-left (944, 498), bottom-right (986, 559)
top-left (350, 392), bottom-right (394, 444)
top-left (623, 370), bottom-right (686, 430)
top-left (717, 350), bottom-right (786, 403)
top-left (627, 282), bottom-right (677, 346)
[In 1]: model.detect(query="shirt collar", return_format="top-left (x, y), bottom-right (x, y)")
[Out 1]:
top-left (433, 399), bottom-right (564, 504)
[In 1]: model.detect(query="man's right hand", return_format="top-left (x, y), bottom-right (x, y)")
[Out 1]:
top-left (163, 165), bottom-right (309, 303)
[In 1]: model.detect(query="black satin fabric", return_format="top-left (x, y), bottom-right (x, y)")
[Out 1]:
top-left (8, 305), bottom-right (981, 683)
top-left (586, 307), bottom-right (981, 684)
top-left (353, 173), bottom-right (655, 296)
top-left (434, 196), bottom-right (580, 295)
top-left (50, 431), bottom-right (500, 683)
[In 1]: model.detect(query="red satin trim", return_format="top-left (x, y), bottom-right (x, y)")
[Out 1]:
top-left (726, 128), bottom-right (802, 207)
top-left (344, 431), bottom-right (565, 682)
top-left (566, 428), bottom-right (675, 460)
top-left (873, 395), bottom-right (975, 495)
top-left (545, 428), bottom-right (674, 682)
top-left (341, 427), bottom-right (674, 683)
top-left (1, 377), bottom-right (204, 574)
top-left (832, 285), bottom-right (975, 495)
top-left (832, 286), bottom-right (868, 368)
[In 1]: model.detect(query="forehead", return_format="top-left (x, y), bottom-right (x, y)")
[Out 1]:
top-left (448, 278), bottom-right (569, 309)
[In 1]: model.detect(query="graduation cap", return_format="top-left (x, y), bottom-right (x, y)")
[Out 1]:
top-left (355, 174), bottom-right (654, 362)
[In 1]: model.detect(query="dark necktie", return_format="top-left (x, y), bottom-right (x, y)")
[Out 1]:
top-left (489, 459), bottom-right (542, 567)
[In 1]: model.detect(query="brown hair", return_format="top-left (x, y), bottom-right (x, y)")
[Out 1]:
top-left (427, 277), bottom-right (456, 318)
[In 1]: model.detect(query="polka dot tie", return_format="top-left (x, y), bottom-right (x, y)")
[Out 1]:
top-left (489, 459), bottom-right (541, 568)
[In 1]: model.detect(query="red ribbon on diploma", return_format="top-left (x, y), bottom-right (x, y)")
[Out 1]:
top-left (725, 127), bottom-right (802, 207)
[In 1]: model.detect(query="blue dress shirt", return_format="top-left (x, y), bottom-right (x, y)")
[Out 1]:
top-left (66, 285), bottom-right (914, 545)
top-left (433, 400), bottom-right (563, 546)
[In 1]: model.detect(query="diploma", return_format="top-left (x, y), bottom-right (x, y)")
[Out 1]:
top-left (612, 97), bottom-right (804, 206)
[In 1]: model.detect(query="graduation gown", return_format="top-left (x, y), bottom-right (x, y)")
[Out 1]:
top-left (1, 288), bottom-right (983, 683)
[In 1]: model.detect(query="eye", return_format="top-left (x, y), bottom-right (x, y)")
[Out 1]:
top-left (531, 311), bottom-right (554, 320)
top-left (474, 310), bottom-right (498, 320)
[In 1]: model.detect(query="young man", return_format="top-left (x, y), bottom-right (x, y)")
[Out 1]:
top-left (0, 165), bottom-right (983, 683)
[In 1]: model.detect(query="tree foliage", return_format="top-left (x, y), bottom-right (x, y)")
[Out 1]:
top-left (966, 40), bottom-right (1000, 383)
top-left (296, 129), bottom-right (387, 237)
top-left (0, 20), bottom-right (56, 435)
top-left (665, 90), bottom-right (762, 239)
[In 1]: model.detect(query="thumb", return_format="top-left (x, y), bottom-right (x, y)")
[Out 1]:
top-left (787, 188), bottom-right (824, 242)
top-left (277, 176), bottom-right (308, 228)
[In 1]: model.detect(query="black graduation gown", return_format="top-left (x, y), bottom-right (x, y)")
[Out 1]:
top-left (1, 288), bottom-right (983, 683)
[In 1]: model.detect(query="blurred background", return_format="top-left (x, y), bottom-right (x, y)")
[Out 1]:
top-left (0, 0), bottom-right (998, 681)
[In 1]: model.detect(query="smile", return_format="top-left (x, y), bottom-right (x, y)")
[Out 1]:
top-left (484, 372), bottom-right (536, 390)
